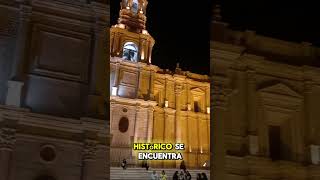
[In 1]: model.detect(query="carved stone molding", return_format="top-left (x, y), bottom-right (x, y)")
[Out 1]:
top-left (211, 84), bottom-right (231, 108)
top-left (82, 139), bottom-right (98, 161)
top-left (0, 128), bottom-right (16, 151)
top-left (174, 84), bottom-right (183, 95)
top-left (19, 4), bottom-right (32, 22)
top-left (247, 70), bottom-right (256, 84)
top-left (304, 80), bottom-right (314, 94)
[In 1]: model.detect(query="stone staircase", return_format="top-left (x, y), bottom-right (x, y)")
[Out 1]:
top-left (110, 167), bottom-right (210, 180)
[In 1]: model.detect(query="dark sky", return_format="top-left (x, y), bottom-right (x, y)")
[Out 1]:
top-left (220, 1), bottom-right (320, 46)
top-left (111, 0), bottom-right (211, 75)
top-left (111, 1), bottom-right (320, 74)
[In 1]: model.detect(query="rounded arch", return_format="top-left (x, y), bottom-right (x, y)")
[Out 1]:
top-left (122, 42), bottom-right (139, 62)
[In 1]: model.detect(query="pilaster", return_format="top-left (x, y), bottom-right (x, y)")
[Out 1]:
top-left (81, 139), bottom-right (98, 180)
top-left (6, 4), bottom-right (32, 108)
top-left (147, 106), bottom-right (154, 143)
top-left (247, 70), bottom-right (257, 135)
top-left (86, 2), bottom-right (109, 119)
top-left (212, 83), bottom-right (231, 180)
top-left (0, 128), bottom-right (16, 180)
top-left (304, 80), bottom-right (315, 144)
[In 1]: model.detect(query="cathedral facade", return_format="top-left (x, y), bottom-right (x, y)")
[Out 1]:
top-left (109, 0), bottom-right (211, 169)
top-left (0, 0), bottom-right (109, 179)
top-left (211, 5), bottom-right (320, 180)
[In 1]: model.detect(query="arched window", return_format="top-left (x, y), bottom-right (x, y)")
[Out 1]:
top-left (119, 117), bottom-right (129, 133)
top-left (122, 42), bottom-right (138, 62)
top-left (132, 0), bottom-right (139, 14)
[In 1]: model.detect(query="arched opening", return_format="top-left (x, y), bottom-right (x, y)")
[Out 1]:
top-left (194, 101), bottom-right (200, 112)
top-left (119, 117), bottom-right (129, 133)
top-left (132, 0), bottom-right (139, 14)
top-left (122, 42), bottom-right (138, 62)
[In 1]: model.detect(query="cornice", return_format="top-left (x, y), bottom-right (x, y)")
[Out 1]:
top-left (110, 96), bottom-right (158, 107)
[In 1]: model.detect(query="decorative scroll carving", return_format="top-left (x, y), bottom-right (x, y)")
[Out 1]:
top-left (0, 8), bottom-right (18, 37)
top-left (0, 128), bottom-right (16, 150)
top-left (82, 139), bottom-right (98, 161)
top-left (211, 84), bottom-right (230, 108)
top-left (174, 84), bottom-right (183, 95)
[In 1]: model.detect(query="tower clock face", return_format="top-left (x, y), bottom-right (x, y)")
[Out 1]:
top-left (132, 0), bottom-right (139, 14)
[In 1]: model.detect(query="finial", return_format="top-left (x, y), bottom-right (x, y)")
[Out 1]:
top-left (176, 63), bottom-right (180, 68)
top-left (213, 4), bottom-right (222, 21)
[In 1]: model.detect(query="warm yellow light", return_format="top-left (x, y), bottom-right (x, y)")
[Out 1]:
top-left (112, 86), bottom-right (118, 96)
top-left (207, 107), bottom-right (210, 114)
top-left (187, 104), bottom-right (191, 111)
top-left (165, 100), bottom-right (169, 108)
top-left (203, 162), bottom-right (207, 167)
top-left (142, 30), bottom-right (148, 35)
top-left (119, 23), bottom-right (125, 29)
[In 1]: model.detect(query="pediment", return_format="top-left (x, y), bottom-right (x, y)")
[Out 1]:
top-left (259, 83), bottom-right (302, 98)
top-left (190, 87), bottom-right (205, 96)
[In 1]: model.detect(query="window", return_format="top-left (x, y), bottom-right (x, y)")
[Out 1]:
top-left (40, 145), bottom-right (56, 162)
top-left (122, 42), bottom-right (138, 62)
top-left (132, 0), bottom-right (139, 14)
top-left (194, 101), bottom-right (200, 112)
top-left (119, 117), bottom-right (129, 133)
top-left (268, 125), bottom-right (281, 161)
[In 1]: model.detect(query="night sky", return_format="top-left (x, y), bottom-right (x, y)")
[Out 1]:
top-left (111, 1), bottom-right (320, 75)
top-left (110, 0), bottom-right (211, 75)
top-left (220, 1), bottom-right (320, 46)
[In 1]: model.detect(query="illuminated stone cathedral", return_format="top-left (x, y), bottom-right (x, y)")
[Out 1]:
top-left (109, 0), bottom-right (210, 169)
top-left (211, 4), bottom-right (320, 180)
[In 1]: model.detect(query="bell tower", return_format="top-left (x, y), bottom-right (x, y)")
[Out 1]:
top-left (109, 0), bottom-right (158, 166)
top-left (110, 0), bottom-right (154, 64)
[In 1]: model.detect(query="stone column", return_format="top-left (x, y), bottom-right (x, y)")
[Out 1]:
top-left (164, 108), bottom-right (176, 168)
top-left (10, 4), bottom-right (32, 80)
top-left (109, 101), bottom-right (116, 133)
top-left (246, 71), bottom-right (261, 156)
top-left (147, 106), bottom-right (154, 143)
top-left (174, 84), bottom-right (183, 168)
top-left (0, 128), bottom-right (16, 180)
top-left (212, 84), bottom-right (229, 180)
top-left (86, 2), bottom-right (109, 118)
top-left (175, 84), bottom-right (183, 143)
top-left (136, 65), bottom-right (144, 99)
top-left (81, 139), bottom-right (98, 180)
top-left (7, 5), bottom-right (32, 107)
top-left (113, 63), bottom-right (120, 90)
top-left (134, 106), bottom-right (142, 143)
top-left (148, 69), bottom-right (156, 100)
top-left (304, 81), bottom-right (314, 144)
top-left (247, 70), bottom-right (257, 134)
